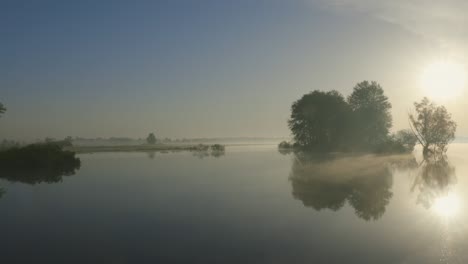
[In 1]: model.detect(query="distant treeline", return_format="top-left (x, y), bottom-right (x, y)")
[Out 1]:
top-left (68, 137), bottom-right (287, 146)
top-left (0, 137), bottom-right (72, 151)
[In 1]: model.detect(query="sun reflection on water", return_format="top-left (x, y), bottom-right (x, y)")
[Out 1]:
top-left (432, 193), bottom-right (461, 219)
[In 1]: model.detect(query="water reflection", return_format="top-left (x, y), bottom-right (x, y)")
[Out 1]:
top-left (289, 153), bottom-right (416, 221)
top-left (278, 148), bottom-right (293, 155)
top-left (146, 149), bottom-right (226, 160)
top-left (211, 150), bottom-right (226, 158)
top-left (0, 159), bottom-right (81, 202)
top-left (411, 153), bottom-right (458, 217)
top-left (191, 149), bottom-right (226, 159)
top-left (147, 151), bottom-right (155, 159)
top-left (0, 161), bottom-right (81, 185)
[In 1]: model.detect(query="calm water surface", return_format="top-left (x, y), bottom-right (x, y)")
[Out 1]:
top-left (1, 145), bottom-right (468, 263)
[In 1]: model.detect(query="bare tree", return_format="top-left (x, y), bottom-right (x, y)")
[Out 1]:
top-left (409, 98), bottom-right (456, 157)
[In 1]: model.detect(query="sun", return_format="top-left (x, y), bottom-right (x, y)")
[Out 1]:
top-left (420, 61), bottom-right (466, 100)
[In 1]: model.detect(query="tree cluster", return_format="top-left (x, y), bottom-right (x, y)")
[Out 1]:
top-left (288, 81), bottom-right (403, 152)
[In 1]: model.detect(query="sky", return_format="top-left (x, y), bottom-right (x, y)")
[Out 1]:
top-left (2, 0), bottom-right (468, 140)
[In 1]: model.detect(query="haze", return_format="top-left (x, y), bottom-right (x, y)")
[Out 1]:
top-left (2, 0), bottom-right (468, 140)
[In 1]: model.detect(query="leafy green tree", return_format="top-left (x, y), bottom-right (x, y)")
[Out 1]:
top-left (288, 90), bottom-right (350, 150)
top-left (0, 103), bottom-right (5, 117)
top-left (348, 81), bottom-right (392, 148)
top-left (409, 98), bottom-right (456, 157)
top-left (146, 133), bottom-right (157, 145)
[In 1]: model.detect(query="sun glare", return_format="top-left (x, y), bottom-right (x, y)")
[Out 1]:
top-left (420, 61), bottom-right (466, 100)
top-left (433, 193), bottom-right (461, 219)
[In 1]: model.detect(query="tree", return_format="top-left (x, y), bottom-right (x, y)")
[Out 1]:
top-left (0, 103), bottom-right (5, 117)
top-left (288, 90), bottom-right (351, 150)
top-left (146, 133), bottom-right (157, 145)
top-left (394, 129), bottom-right (418, 152)
top-left (409, 98), bottom-right (456, 157)
top-left (373, 129), bottom-right (418, 154)
top-left (348, 81), bottom-right (392, 148)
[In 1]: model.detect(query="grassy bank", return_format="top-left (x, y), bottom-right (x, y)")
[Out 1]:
top-left (65, 144), bottom-right (226, 153)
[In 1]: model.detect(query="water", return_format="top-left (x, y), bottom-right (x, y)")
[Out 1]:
top-left (1, 145), bottom-right (468, 263)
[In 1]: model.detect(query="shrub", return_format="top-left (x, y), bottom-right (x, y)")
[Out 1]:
top-left (210, 144), bottom-right (225, 151)
top-left (190, 144), bottom-right (210, 151)
top-left (373, 131), bottom-right (417, 154)
top-left (278, 141), bottom-right (293, 149)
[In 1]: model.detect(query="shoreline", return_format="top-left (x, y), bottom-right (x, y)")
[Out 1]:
top-left (65, 143), bottom-right (276, 153)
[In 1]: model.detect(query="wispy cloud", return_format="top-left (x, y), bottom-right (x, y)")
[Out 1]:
top-left (314, 0), bottom-right (468, 51)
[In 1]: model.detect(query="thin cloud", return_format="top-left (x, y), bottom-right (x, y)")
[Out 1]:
top-left (314, 0), bottom-right (468, 51)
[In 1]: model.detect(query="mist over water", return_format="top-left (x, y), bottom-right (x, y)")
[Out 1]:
top-left (1, 145), bottom-right (467, 263)
top-left (3, 1), bottom-right (468, 263)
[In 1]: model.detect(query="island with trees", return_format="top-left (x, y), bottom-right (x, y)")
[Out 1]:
top-left (280, 80), bottom-right (456, 157)
top-left (283, 81), bottom-right (457, 221)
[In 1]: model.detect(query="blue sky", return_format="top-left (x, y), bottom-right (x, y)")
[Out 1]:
top-left (1, 0), bottom-right (467, 139)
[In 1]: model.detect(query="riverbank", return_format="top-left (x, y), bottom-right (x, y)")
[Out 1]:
top-left (65, 144), bottom-right (230, 153)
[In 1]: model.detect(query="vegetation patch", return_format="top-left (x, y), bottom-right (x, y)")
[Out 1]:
top-left (0, 143), bottom-right (81, 184)
top-left (286, 81), bottom-right (454, 155)
top-left (188, 144), bottom-right (226, 158)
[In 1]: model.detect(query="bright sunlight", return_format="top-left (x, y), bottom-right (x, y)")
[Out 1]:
top-left (420, 61), bottom-right (466, 100)
top-left (433, 193), bottom-right (461, 219)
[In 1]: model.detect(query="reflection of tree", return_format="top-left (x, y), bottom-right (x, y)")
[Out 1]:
top-left (147, 151), bottom-right (155, 159)
top-left (290, 153), bottom-right (415, 221)
top-left (192, 150), bottom-right (210, 159)
top-left (0, 163), bottom-right (80, 200)
top-left (0, 163), bottom-right (81, 185)
top-left (211, 150), bottom-right (225, 158)
top-left (191, 150), bottom-right (225, 159)
top-left (292, 179), bottom-right (349, 211)
top-left (348, 173), bottom-right (393, 221)
top-left (0, 145), bottom-right (81, 185)
top-left (411, 153), bottom-right (456, 209)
